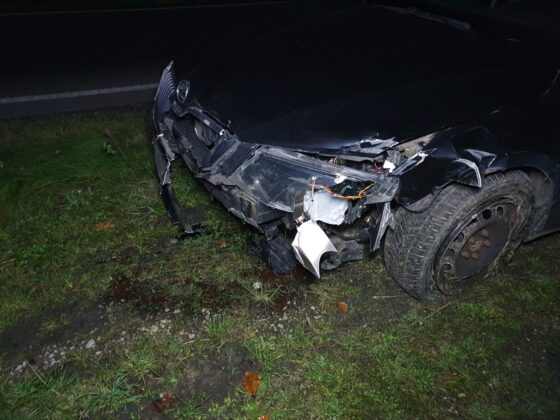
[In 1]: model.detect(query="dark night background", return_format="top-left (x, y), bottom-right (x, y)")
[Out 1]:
top-left (1, 0), bottom-right (558, 117)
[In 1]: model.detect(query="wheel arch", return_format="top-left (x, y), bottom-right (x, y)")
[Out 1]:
top-left (396, 151), bottom-right (558, 239)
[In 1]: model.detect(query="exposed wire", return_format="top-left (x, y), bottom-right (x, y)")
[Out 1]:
top-left (310, 181), bottom-right (375, 200)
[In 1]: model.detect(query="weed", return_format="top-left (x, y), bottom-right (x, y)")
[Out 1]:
top-left (244, 335), bottom-right (284, 374)
top-left (118, 347), bottom-right (158, 380)
top-left (205, 313), bottom-right (234, 349)
top-left (243, 280), bottom-right (282, 306)
top-left (76, 375), bottom-right (140, 417)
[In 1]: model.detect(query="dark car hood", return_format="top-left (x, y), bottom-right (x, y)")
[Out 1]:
top-left (185, 4), bottom-right (555, 151)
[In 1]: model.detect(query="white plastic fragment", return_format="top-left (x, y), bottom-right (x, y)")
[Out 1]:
top-left (334, 174), bottom-right (347, 183)
top-left (382, 160), bottom-right (396, 173)
top-left (292, 220), bottom-right (337, 278)
top-left (303, 190), bottom-right (348, 225)
top-left (85, 339), bottom-right (96, 349)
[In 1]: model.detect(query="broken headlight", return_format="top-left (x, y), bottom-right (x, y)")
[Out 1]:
top-left (175, 80), bottom-right (191, 104)
top-left (229, 146), bottom-right (381, 213)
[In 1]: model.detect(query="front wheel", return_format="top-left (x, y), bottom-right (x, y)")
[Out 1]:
top-left (384, 171), bottom-right (533, 300)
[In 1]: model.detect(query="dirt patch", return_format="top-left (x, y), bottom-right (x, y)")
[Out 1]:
top-left (254, 266), bottom-right (316, 312)
top-left (175, 345), bottom-right (257, 404)
top-left (0, 299), bottom-right (107, 362)
top-left (324, 262), bottom-right (417, 330)
top-left (103, 274), bottom-right (170, 312)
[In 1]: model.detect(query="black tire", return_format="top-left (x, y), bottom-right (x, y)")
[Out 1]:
top-left (384, 171), bottom-right (533, 300)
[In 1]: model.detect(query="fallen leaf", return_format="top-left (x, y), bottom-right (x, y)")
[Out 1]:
top-left (242, 330), bottom-right (256, 340)
top-left (336, 301), bottom-right (349, 313)
top-left (150, 392), bottom-right (177, 413)
top-left (258, 416), bottom-right (271, 420)
top-left (216, 239), bottom-right (228, 248)
top-left (242, 371), bottom-right (260, 395)
top-left (442, 373), bottom-right (459, 383)
top-left (95, 221), bottom-right (115, 231)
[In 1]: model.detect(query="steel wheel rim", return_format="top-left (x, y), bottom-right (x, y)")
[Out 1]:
top-left (435, 199), bottom-right (520, 295)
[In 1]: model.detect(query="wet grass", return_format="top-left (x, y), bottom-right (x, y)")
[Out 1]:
top-left (0, 108), bottom-right (559, 418)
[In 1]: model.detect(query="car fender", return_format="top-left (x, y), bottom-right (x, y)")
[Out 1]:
top-left (394, 127), bottom-right (559, 237)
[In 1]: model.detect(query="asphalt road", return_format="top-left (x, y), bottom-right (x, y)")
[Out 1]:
top-left (0, 1), bottom-right (352, 118)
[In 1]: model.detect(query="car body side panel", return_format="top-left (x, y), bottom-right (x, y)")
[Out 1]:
top-left (396, 79), bottom-right (560, 237)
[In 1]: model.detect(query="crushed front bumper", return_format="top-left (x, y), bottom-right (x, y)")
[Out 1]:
top-left (152, 62), bottom-right (399, 273)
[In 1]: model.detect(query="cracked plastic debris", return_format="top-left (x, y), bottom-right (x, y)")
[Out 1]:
top-left (392, 151), bottom-right (430, 175)
top-left (382, 160), bottom-right (396, 173)
top-left (292, 220), bottom-right (337, 278)
top-left (449, 158), bottom-right (482, 187)
top-left (303, 190), bottom-right (348, 225)
top-left (371, 202), bottom-right (392, 251)
top-left (229, 146), bottom-right (377, 212)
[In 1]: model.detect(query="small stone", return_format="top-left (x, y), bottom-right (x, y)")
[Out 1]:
top-left (252, 281), bottom-right (262, 290)
top-left (150, 325), bottom-right (159, 334)
top-left (458, 393), bottom-right (466, 398)
top-left (85, 339), bottom-right (96, 349)
top-left (173, 309), bottom-right (181, 314)
top-left (188, 333), bottom-right (196, 340)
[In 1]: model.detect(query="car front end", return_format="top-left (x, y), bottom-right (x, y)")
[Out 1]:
top-left (152, 62), bottom-right (401, 277)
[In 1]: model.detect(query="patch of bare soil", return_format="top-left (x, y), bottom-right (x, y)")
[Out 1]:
top-left (328, 260), bottom-right (416, 330)
top-left (176, 345), bottom-right (257, 403)
top-left (103, 273), bottom-right (171, 312)
top-left (0, 299), bottom-right (107, 361)
top-left (254, 266), bottom-right (316, 312)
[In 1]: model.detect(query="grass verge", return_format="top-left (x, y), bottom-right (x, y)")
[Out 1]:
top-left (0, 108), bottom-right (558, 417)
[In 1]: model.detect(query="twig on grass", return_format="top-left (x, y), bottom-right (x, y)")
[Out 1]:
top-left (28, 363), bottom-right (63, 397)
top-left (409, 301), bottom-right (454, 327)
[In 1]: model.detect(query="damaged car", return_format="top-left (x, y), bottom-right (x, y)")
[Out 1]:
top-left (152, 0), bottom-right (560, 300)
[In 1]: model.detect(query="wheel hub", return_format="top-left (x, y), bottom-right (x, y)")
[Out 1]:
top-left (460, 228), bottom-right (491, 260)
top-left (435, 201), bottom-right (519, 295)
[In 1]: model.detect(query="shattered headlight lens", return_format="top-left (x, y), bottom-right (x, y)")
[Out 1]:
top-left (229, 147), bottom-right (378, 212)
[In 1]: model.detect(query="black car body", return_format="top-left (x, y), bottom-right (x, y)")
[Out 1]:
top-left (153, 1), bottom-right (560, 299)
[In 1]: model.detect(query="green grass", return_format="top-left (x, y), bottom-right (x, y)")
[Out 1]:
top-left (1, 108), bottom-right (559, 418)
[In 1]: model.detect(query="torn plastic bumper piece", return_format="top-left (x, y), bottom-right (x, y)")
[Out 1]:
top-left (154, 136), bottom-right (203, 237)
top-left (152, 62), bottom-right (401, 274)
top-left (154, 118), bottom-right (398, 273)
top-left (292, 220), bottom-right (337, 278)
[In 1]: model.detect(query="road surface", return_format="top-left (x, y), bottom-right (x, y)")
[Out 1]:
top-left (0, 1), bottom-right (353, 118)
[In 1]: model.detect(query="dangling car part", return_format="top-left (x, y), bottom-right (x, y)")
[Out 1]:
top-left (152, 1), bottom-right (560, 299)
